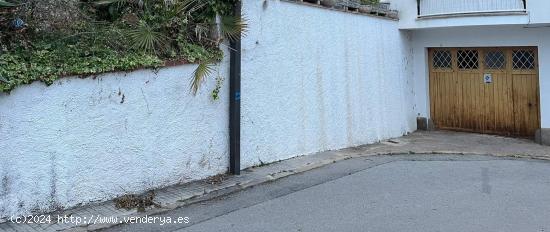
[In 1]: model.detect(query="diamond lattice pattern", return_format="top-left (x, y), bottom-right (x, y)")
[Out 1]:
top-left (485, 51), bottom-right (506, 69)
top-left (457, 50), bottom-right (479, 69)
top-left (433, 50), bottom-right (452, 69)
top-left (513, 50), bottom-right (536, 70)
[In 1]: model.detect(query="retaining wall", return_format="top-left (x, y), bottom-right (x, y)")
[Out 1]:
top-left (0, 0), bottom-right (415, 218)
top-left (241, 0), bottom-right (416, 167)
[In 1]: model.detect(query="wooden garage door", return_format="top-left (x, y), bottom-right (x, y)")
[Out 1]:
top-left (429, 47), bottom-right (540, 137)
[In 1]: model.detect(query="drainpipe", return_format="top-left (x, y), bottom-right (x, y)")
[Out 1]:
top-left (229, 0), bottom-right (242, 175)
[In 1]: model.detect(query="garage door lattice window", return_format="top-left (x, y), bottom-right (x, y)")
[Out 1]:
top-left (485, 51), bottom-right (506, 69)
top-left (513, 50), bottom-right (535, 70)
top-left (433, 50), bottom-right (452, 70)
top-left (457, 50), bottom-right (479, 70)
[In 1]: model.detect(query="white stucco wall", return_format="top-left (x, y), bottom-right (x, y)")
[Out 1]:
top-left (240, 0), bottom-right (416, 168)
top-left (410, 25), bottom-right (550, 128)
top-left (0, 0), bottom-right (417, 219)
top-left (0, 61), bottom-right (230, 218)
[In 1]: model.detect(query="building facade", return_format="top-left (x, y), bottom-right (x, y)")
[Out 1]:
top-left (391, 0), bottom-right (550, 142)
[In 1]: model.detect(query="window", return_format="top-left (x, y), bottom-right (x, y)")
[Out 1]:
top-left (457, 50), bottom-right (479, 70)
top-left (512, 50), bottom-right (535, 70)
top-left (432, 50), bottom-right (452, 69)
top-left (485, 51), bottom-right (506, 69)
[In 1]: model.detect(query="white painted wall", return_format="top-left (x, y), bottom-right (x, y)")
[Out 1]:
top-left (0, 0), bottom-right (417, 219)
top-left (410, 25), bottom-right (550, 128)
top-left (240, 0), bottom-right (416, 168)
top-left (0, 62), bottom-right (230, 218)
top-left (527, 0), bottom-right (550, 24)
top-left (390, 0), bottom-right (550, 29)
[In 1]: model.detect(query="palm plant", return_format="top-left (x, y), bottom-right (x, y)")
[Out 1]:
top-left (191, 61), bottom-right (215, 95)
top-left (219, 15), bottom-right (247, 42)
top-left (93, 0), bottom-right (246, 95)
top-left (125, 22), bottom-right (168, 54)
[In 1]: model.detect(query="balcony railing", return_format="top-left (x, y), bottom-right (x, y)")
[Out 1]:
top-left (417, 0), bottom-right (527, 18)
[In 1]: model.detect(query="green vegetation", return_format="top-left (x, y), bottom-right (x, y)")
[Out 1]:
top-left (0, 0), bottom-right (244, 95)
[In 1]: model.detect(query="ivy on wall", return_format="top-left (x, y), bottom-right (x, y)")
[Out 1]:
top-left (0, 0), bottom-right (243, 94)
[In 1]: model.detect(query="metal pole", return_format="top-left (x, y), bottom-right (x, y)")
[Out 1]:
top-left (417, 0), bottom-right (421, 16)
top-left (229, 0), bottom-right (242, 175)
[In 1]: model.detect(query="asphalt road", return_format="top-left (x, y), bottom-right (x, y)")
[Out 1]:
top-left (102, 155), bottom-right (550, 232)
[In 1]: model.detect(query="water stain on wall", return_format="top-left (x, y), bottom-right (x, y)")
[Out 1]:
top-left (344, 39), bottom-right (354, 146)
top-left (1, 165), bottom-right (11, 215)
top-left (298, 54), bottom-right (307, 154)
top-left (1, 175), bottom-right (8, 197)
top-left (315, 48), bottom-right (328, 150)
top-left (49, 152), bottom-right (60, 210)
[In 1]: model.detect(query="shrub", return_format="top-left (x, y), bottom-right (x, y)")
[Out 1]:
top-left (0, 0), bottom-right (244, 95)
